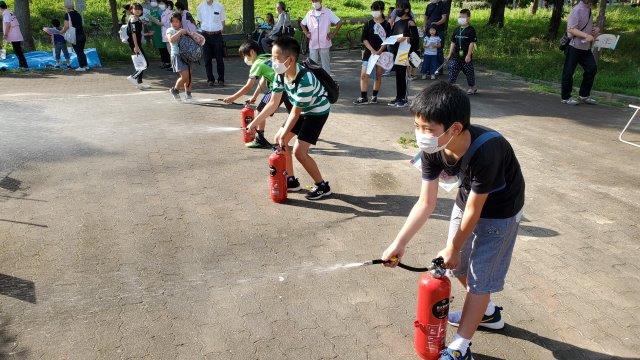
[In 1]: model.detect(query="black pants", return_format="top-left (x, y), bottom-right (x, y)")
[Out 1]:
top-left (202, 32), bottom-right (225, 82)
top-left (158, 47), bottom-right (170, 64)
top-left (73, 38), bottom-right (88, 68)
top-left (130, 47), bottom-right (146, 83)
top-left (11, 41), bottom-right (28, 68)
top-left (561, 46), bottom-right (597, 100)
top-left (394, 64), bottom-right (407, 101)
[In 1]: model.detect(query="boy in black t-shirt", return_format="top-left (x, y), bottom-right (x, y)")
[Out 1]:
top-left (382, 82), bottom-right (525, 360)
top-left (446, 9), bottom-right (477, 95)
top-left (353, 1), bottom-right (391, 105)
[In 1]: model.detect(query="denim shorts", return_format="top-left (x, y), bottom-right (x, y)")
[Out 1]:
top-left (447, 205), bottom-right (523, 294)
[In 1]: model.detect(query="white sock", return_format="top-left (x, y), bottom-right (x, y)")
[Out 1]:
top-left (448, 333), bottom-right (471, 355)
top-left (485, 299), bottom-right (496, 316)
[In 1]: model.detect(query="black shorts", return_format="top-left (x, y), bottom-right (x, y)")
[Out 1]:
top-left (287, 112), bottom-right (329, 145)
top-left (257, 91), bottom-right (293, 115)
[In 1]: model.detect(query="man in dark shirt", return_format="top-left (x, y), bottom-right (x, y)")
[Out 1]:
top-left (382, 82), bottom-right (525, 360)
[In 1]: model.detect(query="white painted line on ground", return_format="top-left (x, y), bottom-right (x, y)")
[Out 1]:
top-left (0, 91), bottom-right (166, 102)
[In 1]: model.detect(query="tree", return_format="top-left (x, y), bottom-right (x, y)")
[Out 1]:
top-left (109, 0), bottom-right (120, 36)
top-left (13, 0), bottom-right (34, 50)
top-left (488, 0), bottom-right (509, 27)
top-left (547, 0), bottom-right (564, 39)
top-left (531, 0), bottom-right (539, 15)
top-left (593, 0), bottom-right (607, 62)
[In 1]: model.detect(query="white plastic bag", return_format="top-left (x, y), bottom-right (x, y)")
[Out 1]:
top-left (131, 54), bottom-right (147, 71)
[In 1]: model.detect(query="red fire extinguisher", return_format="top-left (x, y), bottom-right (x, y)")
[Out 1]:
top-left (268, 147), bottom-right (287, 203)
top-left (241, 104), bottom-right (255, 143)
top-left (414, 258), bottom-right (450, 360)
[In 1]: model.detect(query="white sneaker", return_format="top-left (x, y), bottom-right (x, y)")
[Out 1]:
top-left (137, 83), bottom-right (151, 90)
top-left (127, 76), bottom-right (138, 86)
top-left (579, 96), bottom-right (597, 105)
top-left (448, 306), bottom-right (505, 330)
top-left (74, 67), bottom-right (87, 72)
top-left (430, 75), bottom-right (436, 80)
top-left (561, 98), bottom-right (579, 105)
top-left (420, 74), bottom-right (427, 80)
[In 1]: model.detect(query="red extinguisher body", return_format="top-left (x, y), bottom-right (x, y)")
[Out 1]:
top-left (241, 105), bottom-right (255, 143)
top-left (268, 148), bottom-right (287, 203)
top-left (414, 271), bottom-right (451, 360)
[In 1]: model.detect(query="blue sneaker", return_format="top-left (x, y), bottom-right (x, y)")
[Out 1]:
top-left (448, 306), bottom-right (505, 330)
top-left (439, 346), bottom-right (474, 360)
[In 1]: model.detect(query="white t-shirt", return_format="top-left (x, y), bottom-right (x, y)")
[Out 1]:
top-left (197, 0), bottom-right (225, 32)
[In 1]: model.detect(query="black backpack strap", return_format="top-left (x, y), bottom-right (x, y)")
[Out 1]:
top-left (458, 131), bottom-right (501, 184)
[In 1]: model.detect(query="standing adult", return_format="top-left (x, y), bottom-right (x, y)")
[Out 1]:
top-left (388, 0), bottom-right (418, 108)
top-left (301, 0), bottom-right (342, 74)
top-left (197, 0), bottom-right (226, 87)
top-left (0, 1), bottom-right (27, 69)
top-left (149, 0), bottom-right (170, 68)
top-left (425, 0), bottom-right (448, 73)
top-left (61, 0), bottom-right (88, 71)
top-left (160, 0), bottom-right (174, 70)
top-left (561, 0), bottom-right (599, 105)
top-left (262, 2), bottom-right (292, 52)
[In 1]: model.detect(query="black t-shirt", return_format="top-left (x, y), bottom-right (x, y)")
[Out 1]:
top-left (421, 125), bottom-right (525, 219)
top-left (425, 1), bottom-right (444, 32)
top-left (451, 25), bottom-right (477, 59)
top-left (390, 18), bottom-right (419, 56)
top-left (442, 0), bottom-right (452, 33)
top-left (127, 18), bottom-right (143, 49)
top-left (64, 10), bottom-right (85, 40)
top-left (361, 19), bottom-right (391, 61)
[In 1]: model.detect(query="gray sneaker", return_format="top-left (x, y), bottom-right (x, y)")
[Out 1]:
top-left (169, 87), bottom-right (180, 100)
top-left (562, 98), bottom-right (580, 106)
top-left (579, 96), bottom-right (597, 105)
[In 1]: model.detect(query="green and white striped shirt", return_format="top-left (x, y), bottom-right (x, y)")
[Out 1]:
top-left (271, 64), bottom-right (331, 115)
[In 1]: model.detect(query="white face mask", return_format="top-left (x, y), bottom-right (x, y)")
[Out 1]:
top-left (150, 1), bottom-right (158, 7)
top-left (244, 57), bottom-right (253, 66)
top-left (312, 2), bottom-right (322, 10)
top-left (415, 128), bottom-right (455, 154)
top-left (159, 4), bottom-right (166, 10)
top-left (272, 59), bottom-right (289, 74)
top-left (458, 17), bottom-right (467, 26)
top-left (371, 10), bottom-right (381, 18)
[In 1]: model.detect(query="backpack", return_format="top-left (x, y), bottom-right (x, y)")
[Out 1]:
top-left (282, 58), bottom-right (339, 104)
top-left (178, 35), bottom-right (203, 64)
top-left (119, 24), bottom-right (129, 43)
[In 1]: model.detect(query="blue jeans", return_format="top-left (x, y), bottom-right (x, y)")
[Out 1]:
top-left (420, 54), bottom-right (439, 75)
top-left (447, 204), bottom-right (523, 294)
top-left (54, 42), bottom-right (70, 62)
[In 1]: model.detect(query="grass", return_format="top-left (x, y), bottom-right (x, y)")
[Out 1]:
top-left (398, 133), bottom-right (418, 148)
top-left (3, 0), bottom-right (639, 97)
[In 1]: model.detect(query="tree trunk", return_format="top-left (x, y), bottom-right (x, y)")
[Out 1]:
top-left (547, 0), bottom-right (564, 39)
top-left (243, 0), bottom-right (255, 34)
top-left (488, 0), bottom-right (508, 27)
top-left (593, 0), bottom-right (606, 62)
top-left (109, 0), bottom-right (120, 36)
top-left (13, 0), bottom-right (34, 50)
top-left (531, 0), bottom-right (539, 14)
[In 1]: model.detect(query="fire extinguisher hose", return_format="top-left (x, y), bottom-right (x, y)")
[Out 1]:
top-left (367, 257), bottom-right (444, 272)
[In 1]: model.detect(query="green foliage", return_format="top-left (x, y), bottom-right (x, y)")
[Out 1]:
top-left (343, 0), bottom-right (367, 10)
top-left (462, 1), bottom-right (491, 9)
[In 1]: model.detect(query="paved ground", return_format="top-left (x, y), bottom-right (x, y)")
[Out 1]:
top-left (0, 51), bottom-right (639, 360)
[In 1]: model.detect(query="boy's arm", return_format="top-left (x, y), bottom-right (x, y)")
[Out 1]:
top-left (382, 179), bottom-right (439, 265)
top-left (249, 77), bottom-right (267, 104)
top-left (224, 78), bottom-right (256, 103)
top-left (437, 191), bottom-right (488, 268)
top-left (274, 106), bottom-right (302, 147)
top-left (247, 91), bottom-right (282, 131)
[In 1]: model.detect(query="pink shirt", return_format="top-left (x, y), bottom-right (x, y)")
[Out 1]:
top-left (567, 1), bottom-right (592, 51)
top-left (301, 7), bottom-right (340, 50)
top-left (2, 9), bottom-right (24, 42)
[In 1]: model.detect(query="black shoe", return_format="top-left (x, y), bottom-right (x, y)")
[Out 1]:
top-left (169, 87), bottom-right (180, 100)
top-left (208, 81), bottom-right (216, 87)
top-left (216, 80), bottom-right (225, 87)
top-left (287, 177), bottom-right (302, 192)
top-left (370, 96), bottom-right (378, 104)
top-left (387, 99), bottom-right (398, 107)
top-left (306, 181), bottom-right (332, 200)
top-left (353, 97), bottom-right (369, 105)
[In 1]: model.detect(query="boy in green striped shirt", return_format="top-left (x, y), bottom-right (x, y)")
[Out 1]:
top-left (248, 37), bottom-right (332, 200)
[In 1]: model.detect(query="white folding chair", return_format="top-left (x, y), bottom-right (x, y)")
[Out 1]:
top-left (619, 105), bottom-right (640, 148)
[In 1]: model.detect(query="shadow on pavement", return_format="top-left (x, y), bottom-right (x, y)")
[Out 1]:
top-left (312, 140), bottom-right (411, 161)
top-left (478, 324), bottom-right (638, 360)
top-left (0, 315), bottom-right (29, 358)
top-left (285, 194), bottom-right (454, 219)
top-left (519, 224), bottom-right (559, 237)
top-left (0, 274), bottom-right (36, 304)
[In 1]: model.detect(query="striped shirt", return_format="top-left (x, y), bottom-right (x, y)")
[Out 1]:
top-left (271, 64), bottom-right (330, 115)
